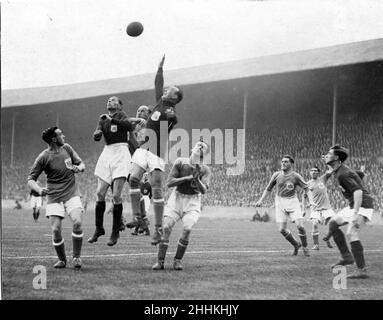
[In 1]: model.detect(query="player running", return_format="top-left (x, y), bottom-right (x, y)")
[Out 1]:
top-left (255, 155), bottom-right (310, 256)
top-left (323, 145), bottom-right (374, 279)
top-left (152, 141), bottom-right (211, 270)
top-left (306, 166), bottom-right (334, 250)
top-left (27, 127), bottom-right (85, 269)
top-left (29, 187), bottom-right (44, 222)
top-left (88, 96), bottom-right (144, 246)
top-left (128, 54), bottom-right (183, 245)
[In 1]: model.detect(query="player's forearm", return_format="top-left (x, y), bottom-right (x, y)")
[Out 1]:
top-left (155, 67), bottom-right (164, 101)
top-left (195, 179), bottom-right (208, 195)
top-left (110, 118), bottom-right (133, 130)
top-left (167, 176), bottom-right (192, 188)
top-left (28, 180), bottom-right (41, 194)
top-left (259, 190), bottom-right (271, 202)
top-left (353, 189), bottom-right (363, 214)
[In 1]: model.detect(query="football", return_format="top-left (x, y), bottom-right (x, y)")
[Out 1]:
top-left (126, 21), bottom-right (144, 37)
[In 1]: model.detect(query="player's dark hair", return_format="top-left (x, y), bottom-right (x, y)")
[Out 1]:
top-left (42, 126), bottom-right (58, 144)
top-left (311, 165), bottom-right (321, 172)
top-left (330, 145), bottom-right (348, 162)
top-left (118, 98), bottom-right (123, 106)
top-left (175, 86), bottom-right (183, 103)
top-left (282, 155), bottom-right (294, 164)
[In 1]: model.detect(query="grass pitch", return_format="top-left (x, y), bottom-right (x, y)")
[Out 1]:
top-left (2, 207), bottom-right (383, 300)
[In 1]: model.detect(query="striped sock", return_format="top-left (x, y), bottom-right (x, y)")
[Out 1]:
top-left (72, 232), bottom-right (83, 258)
top-left (175, 238), bottom-right (189, 260)
top-left (158, 240), bottom-right (169, 262)
top-left (53, 238), bottom-right (66, 261)
top-left (153, 198), bottom-right (165, 227)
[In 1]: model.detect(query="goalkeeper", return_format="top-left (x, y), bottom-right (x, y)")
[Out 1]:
top-left (152, 140), bottom-right (211, 271)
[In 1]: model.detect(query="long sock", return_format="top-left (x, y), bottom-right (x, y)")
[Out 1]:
top-left (324, 219), bottom-right (338, 240)
top-left (298, 227), bottom-right (308, 248)
top-left (53, 238), bottom-right (66, 261)
top-left (280, 229), bottom-right (299, 247)
top-left (312, 232), bottom-right (319, 245)
top-left (112, 204), bottom-right (123, 233)
top-left (140, 198), bottom-right (146, 218)
top-left (129, 186), bottom-right (142, 220)
top-left (153, 198), bottom-right (164, 228)
top-left (72, 231), bottom-right (83, 258)
top-left (95, 201), bottom-right (105, 229)
top-left (350, 240), bottom-right (366, 269)
top-left (175, 238), bottom-right (189, 260)
top-left (332, 228), bottom-right (351, 258)
top-left (158, 240), bottom-right (169, 262)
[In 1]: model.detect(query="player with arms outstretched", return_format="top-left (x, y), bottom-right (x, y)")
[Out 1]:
top-left (255, 155), bottom-right (310, 256)
top-left (128, 54), bottom-right (183, 245)
top-left (152, 141), bottom-right (211, 270)
top-left (27, 127), bottom-right (85, 269)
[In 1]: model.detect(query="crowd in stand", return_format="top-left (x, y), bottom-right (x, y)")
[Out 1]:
top-left (2, 117), bottom-right (382, 212)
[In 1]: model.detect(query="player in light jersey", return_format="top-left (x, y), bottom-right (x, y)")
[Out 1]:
top-left (152, 141), bottom-right (211, 270)
top-left (27, 127), bottom-right (85, 269)
top-left (306, 166), bottom-right (334, 250)
top-left (29, 187), bottom-right (44, 222)
top-left (128, 55), bottom-right (183, 246)
top-left (323, 145), bottom-right (374, 279)
top-left (255, 155), bottom-right (310, 256)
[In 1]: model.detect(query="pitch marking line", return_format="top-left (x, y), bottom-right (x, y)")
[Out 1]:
top-left (3, 249), bottom-right (383, 260)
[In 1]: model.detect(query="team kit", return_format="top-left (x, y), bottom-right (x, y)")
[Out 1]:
top-left (27, 56), bottom-right (374, 279)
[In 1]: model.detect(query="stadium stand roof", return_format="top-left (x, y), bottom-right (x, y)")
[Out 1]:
top-left (2, 38), bottom-right (383, 108)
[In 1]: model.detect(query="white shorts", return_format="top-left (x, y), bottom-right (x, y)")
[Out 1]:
top-left (275, 196), bottom-right (303, 223)
top-left (30, 195), bottom-right (42, 209)
top-left (310, 208), bottom-right (335, 223)
top-left (95, 143), bottom-right (131, 185)
top-left (335, 207), bottom-right (373, 223)
top-left (164, 190), bottom-right (201, 229)
top-left (45, 196), bottom-right (83, 218)
top-left (131, 148), bottom-right (165, 172)
top-left (141, 195), bottom-right (151, 213)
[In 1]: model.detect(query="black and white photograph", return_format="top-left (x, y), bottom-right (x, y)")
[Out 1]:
top-left (1, 0), bottom-right (383, 304)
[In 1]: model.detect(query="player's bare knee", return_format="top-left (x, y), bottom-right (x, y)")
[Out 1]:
top-left (72, 221), bottom-right (82, 233)
top-left (163, 224), bottom-right (172, 238)
top-left (181, 227), bottom-right (192, 240)
top-left (112, 194), bottom-right (122, 205)
top-left (96, 189), bottom-right (106, 202)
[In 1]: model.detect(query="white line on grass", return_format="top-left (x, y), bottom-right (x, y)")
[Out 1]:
top-left (3, 249), bottom-right (383, 260)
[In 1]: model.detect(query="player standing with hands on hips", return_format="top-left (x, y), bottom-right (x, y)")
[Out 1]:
top-left (27, 127), bottom-right (85, 269)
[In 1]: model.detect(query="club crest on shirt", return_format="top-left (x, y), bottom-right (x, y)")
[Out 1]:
top-left (64, 158), bottom-right (73, 170)
top-left (318, 182), bottom-right (325, 189)
top-left (151, 111), bottom-right (161, 121)
top-left (285, 182), bottom-right (294, 191)
top-left (110, 125), bottom-right (118, 133)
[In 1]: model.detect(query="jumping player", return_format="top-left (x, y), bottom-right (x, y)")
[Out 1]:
top-left (306, 166), bottom-right (334, 250)
top-left (27, 127), bottom-right (85, 269)
top-left (323, 145), bottom-right (374, 279)
top-left (128, 54), bottom-right (183, 245)
top-left (255, 155), bottom-right (310, 256)
top-left (88, 96), bottom-right (143, 246)
top-left (152, 141), bottom-right (211, 270)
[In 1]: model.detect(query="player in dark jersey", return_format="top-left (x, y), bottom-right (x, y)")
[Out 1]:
top-left (323, 145), bottom-right (374, 279)
top-left (152, 141), bottom-right (211, 270)
top-left (27, 127), bottom-right (85, 269)
top-left (128, 55), bottom-right (183, 246)
top-left (88, 97), bottom-right (144, 246)
top-left (255, 155), bottom-right (310, 256)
